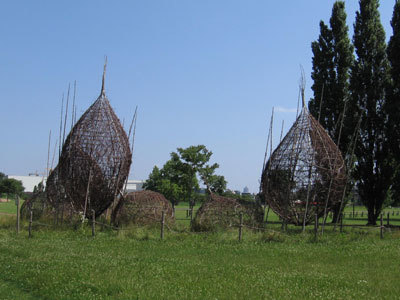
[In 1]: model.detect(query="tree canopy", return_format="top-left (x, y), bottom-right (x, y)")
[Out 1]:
top-left (143, 145), bottom-right (226, 204)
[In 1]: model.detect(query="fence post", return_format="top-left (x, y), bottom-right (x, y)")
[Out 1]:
top-left (91, 210), bottom-right (95, 237)
top-left (238, 212), bottom-right (243, 242)
top-left (340, 213), bottom-right (343, 233)
top-left (281, 218), bottom-right (285, 231)
top-left (387, 212), bottom-right (390, 227)
top-left (16, 196), bottom-right (20, 234)
top-left (190, 206), bottom-right (194, 225)
top-left (380, 214), bottom-right (384, 239)
top-left (161, 210), bottom-right (165, 240)
top-left (314, 213), bottom-right (318, 240)
top-left (29, 208), bottom-right (33, 238)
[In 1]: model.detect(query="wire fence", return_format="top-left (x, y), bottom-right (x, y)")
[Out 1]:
top-left (8, 204), bottom-right (397, 242)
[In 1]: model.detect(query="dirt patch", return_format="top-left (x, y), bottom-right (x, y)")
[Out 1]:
top-left (0, 198), bottom-right (10, 203)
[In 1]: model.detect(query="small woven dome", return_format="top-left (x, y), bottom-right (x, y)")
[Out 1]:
top-left (191, 193), bottom-right (264, 232)
top-left (261, 106), bottom-right (346, 225)
top-left (111, 190), bottom-right (174, 226)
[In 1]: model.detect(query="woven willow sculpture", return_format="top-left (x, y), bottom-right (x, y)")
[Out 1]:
top-left (192, 193), bottom-right (264, 231)
top-left (261, 95), bottom-right (346, 226)
top-left (111, 190), bottom-right (174, 226)
top-left (47, 63), bottom-right (132, 218)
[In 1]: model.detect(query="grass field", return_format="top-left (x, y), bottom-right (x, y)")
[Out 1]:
top-left (1, 201), bottom-right (400, 299)
top-left (1, 212), bottom-right (400, 299)
top-left (0, 200), bottom-right (22, 215)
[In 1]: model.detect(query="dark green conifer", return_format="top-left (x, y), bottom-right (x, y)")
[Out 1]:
top-left (350, 0), bottom-right (392, 225)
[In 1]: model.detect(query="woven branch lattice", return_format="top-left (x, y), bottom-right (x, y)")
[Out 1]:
top-left (111, 190), bottom-right (174, 226)
top-left (47, 64), bottom-right (131, 218)
top-left (261, 107), bottom-right (346, 225)
top-left (192, 193), bottom-right (264, 232)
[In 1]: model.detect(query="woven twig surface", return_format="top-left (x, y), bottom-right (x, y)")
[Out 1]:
top-left (112, 190), bottom-right (174, 226)
top-left (46, 68), bottom-right (132, 218)
top-left (192, 193), bottom-right (264, 232)
top-left (261, 108), bottom-right (346, 225)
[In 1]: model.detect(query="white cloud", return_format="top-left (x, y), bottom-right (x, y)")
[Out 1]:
top-left (275, 106), bottom-right (297, 113)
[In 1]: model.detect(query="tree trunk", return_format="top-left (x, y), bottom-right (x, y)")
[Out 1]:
top-left (367, 205), bottom-right (377, 226)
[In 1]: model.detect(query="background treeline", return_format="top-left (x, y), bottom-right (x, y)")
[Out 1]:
top-left (309, 0), bottom-right (400, 225)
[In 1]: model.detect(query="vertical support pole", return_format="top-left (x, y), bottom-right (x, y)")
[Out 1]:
top-left (29, 208), bottom-right (33, 238)
top-left (16, 196), bottom-right (20, 234)
top-left (387, 212), bottom-right (390, 227)
top-left (238, 212), bottom-right (243, 242)
top-left (380, 214), bottom-right (384, 239)
top-left (340, 213), bottom-right (343, 233)
top-left (314, 213), bottom-right (318, 240)
top-left (91, 209), bottom-right (95, 237)
top-left (161, 210), bottom-right (165, 240)
top-left (264, 205), bottom-right (270, 227)
top-left (190, 206), bottom-right (194, 225)
top-left (281, 218), bottom-right (286, 232)
top-left (352, 201), bottom-right (355, 218)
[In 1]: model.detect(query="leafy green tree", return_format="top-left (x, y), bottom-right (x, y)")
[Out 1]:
top-left (309, 1), bottom-right (354, 151)
top-left (0, 172), bottom-right (6, 182)
top-left (350, 0), bottom-right (393, 225)
top-left (142, 166), bottom-right (185, 205)
top-left (198, 163), bottom-right (227, 195)
top-left (143, 145), bottom-right (226, 204)
top-left (387, 0), bottom-right (400, 205)
top-left (0, 178), bottom-right (25, 199)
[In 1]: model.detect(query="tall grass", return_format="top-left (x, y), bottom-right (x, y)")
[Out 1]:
top-left (0, 221), bottom-right (399, 299)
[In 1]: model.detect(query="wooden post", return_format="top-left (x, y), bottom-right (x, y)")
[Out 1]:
top-left (16, 196), bottom-right (20, 234)
top-left (387, 212), bottom-right (390, 227)
top-left (380, 214), bottom-right (384, 239)
top-left (238, 212), bottom-right (243, 242)
top-left (161, 210), bottom-right (165, 240)
top-left (340, 213), bottom-right (343, 233)
top-left (264, 206), bottom-right (270, 227)
top-left (314, 213), bottom-right (318, 240)
top-left (190, 206), bottom-right (194, 225)
top-left (91, 210), bottom-right (95, 237)
top-left (29, 208), bottom-right (33, 238)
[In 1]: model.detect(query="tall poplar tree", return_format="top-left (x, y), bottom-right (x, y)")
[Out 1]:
top-left (309, 1), bottom-right (353, 153)
top-left (350, 0), bottom-right (393, 225)
top-left (309, 2), bottom-right (354, 222)
top-left (387, 0), bottom-right (400, 204)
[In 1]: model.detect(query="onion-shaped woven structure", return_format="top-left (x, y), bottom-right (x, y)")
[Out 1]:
top-left (261, 106), bottom-right (346, 225)
top-left (49, 63), bottom-right (132, 218)
top-left (111, 190), bottom-right (174, 226)
top-left (191, 193), bottom-right (264, 232)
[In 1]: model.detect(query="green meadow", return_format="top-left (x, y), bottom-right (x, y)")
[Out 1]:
top-left (0, 203), bottom-right (400, 299)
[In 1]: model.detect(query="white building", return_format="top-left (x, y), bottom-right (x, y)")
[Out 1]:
top-left (8, 174), bottom-right (144, 194)
top-left (9, 175), bottom-right (46, 193)
top-left (125, 180), bottom-right (145, 193)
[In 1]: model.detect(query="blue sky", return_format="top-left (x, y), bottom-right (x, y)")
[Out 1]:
top-left (0, 1), bottom-right (395, 193)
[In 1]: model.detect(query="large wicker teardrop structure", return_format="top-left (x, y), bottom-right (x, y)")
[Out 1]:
top-left (261, 104), bottom-right (346, 226)
top-left (48, 63), bottom-right (132, 218)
